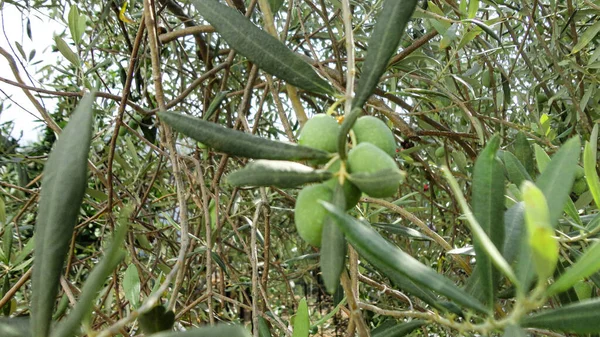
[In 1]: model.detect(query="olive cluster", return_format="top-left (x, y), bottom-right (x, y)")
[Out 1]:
top-left (293, 114), bottom-right (400, 246)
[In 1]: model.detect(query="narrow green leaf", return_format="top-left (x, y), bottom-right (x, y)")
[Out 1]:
top-left (502, 324), bottom-right (526, 337)
top-left (203, 91), bottom-right (228, 121)
top-left (533, 144), bottom-right (550, 173)
top-left (31, 93), bottom-right (95, 337)
top-left (138, 305), bottom-right (175, 334)
top-left (467, 0), bottom-right (479, 19)
top-left (123, 264), bottom-right (141, 308)
top-left (150, 324), bottom-right (250, 337)
top-left (321, 202), bottom-right (489, 314)
top-left (535, 137), bottom-right (581, 228)
top-left (521, 181), bottom-right (558, 282)
top-left (268, 0), bottom-right (285, 13)
top-left (548, 241), bottom-right (600, 296)
top-left (292, 298), bottom-right (309, 337)
top-left (0, 317), bottom-right (31, 337)
top-left (502, 203), bottom-right (526, 266)
top-left (503, 151), bottom-right (532, 187)
top-left (572, 20), bottom-right (600, 54)
top-left (258, 317), bottom-right (272, 337)
top-left (371, 320), bottom-right (425, 337)
top-left (190, 0), bottom-right (333, 95)
top-left (513, 132), bottom-right (535, 176)
top-left (522, 298), bottom-right (600, 333)
top-left (158, 112), bottom-right (331, 161)
top-left (227, 160), bottom-right (332, 188)
top-left (464, 19), bottom-right (501, 44)
top-left (67, 6), bottom-right (81, 44)
top-left (584, 141), bottom-right (600, 208)
top-left (352, 0), bottom-right (418, 110)
top-left (54, 35), bottom-right (80, 67)
top-left (471, 135), bottom-right (504, 308)
top-left (320, 184), bottom-right (347, 294)
top-left (50, 213), bottom-right (128, 337)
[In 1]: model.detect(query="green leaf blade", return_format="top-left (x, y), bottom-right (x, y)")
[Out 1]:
top-left (522, 298), bottom-right (600, 333)
top-left (352, 0), bottom-right (418, 110)
top-left (292, 298), bottom-right (309, 337)
top-left (321, 202), bottom-right (489, 314)
top-left (320, 184), bottom-right (347, 294)
top-left (158, 112), bottom-right (331, 161)
top-left (227, 160), bottom-right (332, 188)
top-left (190, 0), bottom-right (333, 95)
top-left (471, 135), bottom-right (504, 308)
top-left (31, 93), bottom-right (95, 337)
top-left (548, 241), bottom-right (600, 296)
top-left (535, 137), bottom-right (581, 228)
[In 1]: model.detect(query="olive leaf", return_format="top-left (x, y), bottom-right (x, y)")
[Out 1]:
top-left (190, 0), bottom-right (333, 95)
top-left (227, 160), bottom-right (332, 188)
top-left (158, 112), bottom-right (331, 161)
top-left (31, 93), bottom-right (95, 337)
top-left (470, 135), bottom-right (504, 309)
top-left (321, 201), bottom-right (489, 314)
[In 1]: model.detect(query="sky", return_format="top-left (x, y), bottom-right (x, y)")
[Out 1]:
top-left (0, 4), bottom-right (63, 145)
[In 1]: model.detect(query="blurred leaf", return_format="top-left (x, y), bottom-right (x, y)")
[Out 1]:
top-left (572, 20), bottom-right (600, 54)
top-left (502, 324), bottom-right (526, 337)
top-left (522, 298), bottom-right (600, 333)
top-left (535, 137), bottom-right (581, 228)
top-left (320, 184), bottom-right (347, 294)
top-left (150, 324), bottom-right (250, 337)
top-left (138, 305), bottom-right (175, 334)
top-left (54, 35), bottom-right (80, 67)
top-left (371, 319), bottom-right (425, 337)
top-left (0, 317), bottom-right (31, 337)
top-left (158, 112), bottom-right (330, 161)
top-left (292, 298), bottom-right (309, 337)
top-left (467, 0), bottom-right (479, 19)
top-left (321, 201), bottom-right (489, 314)
top-left (533, 144), bottom-right (550, 173)
top-left (268, 0), bottom-right (285, 13)
top-left (190, 0), bottom-right (333, 95)
top-left (548, 241), bottom-right (600, 296)
top-left (258, 317), bottom-right (272, 337)
top-left (371, 223), bottom-right (432, 241)
top-left (203, 91), bottom-right (228, 121)
top-left (522, 181), bottom-right (558, 282)
top-left (227, 160), bottom-right (332, 188)
top-left (31, 93), bottom-right (95, 337)
top-left (471, 135), bottom-right (504, 308)
top-left (502, 151), bottom-right (532, 187)
top-left (50, 211), bottom-right (129, 337)
top-left (123, 264), bottom-right (141, 308)
top-left (584, 141), bottom-right (600, 208)
top-left (513, 132), bottom-right (535, 176)
top-left (464, 19), bottom-right (501, 44)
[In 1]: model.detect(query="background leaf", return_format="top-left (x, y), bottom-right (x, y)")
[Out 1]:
top-left (522, 298), bottom-right (600, 333)
top-left (138, 305), bottom-right (175, 334)
top-left (292, 298), bottom-right (309, 337)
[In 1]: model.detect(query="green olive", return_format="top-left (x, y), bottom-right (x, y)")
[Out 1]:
top-left (298, 114), bottom-right (340, 154)
top-left (347, 143), bottom-right (400, 198)
top-left (352, 116), bottom-right (396, 157)
top-left (294, 184), bottom-right (333, 247)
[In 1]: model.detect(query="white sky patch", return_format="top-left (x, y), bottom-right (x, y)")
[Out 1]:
top-left (0, 4), bottom-right (63, 145)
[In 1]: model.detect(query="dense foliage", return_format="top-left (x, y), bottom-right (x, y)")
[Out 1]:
top-left (1, 0), bottom-right (600, 336)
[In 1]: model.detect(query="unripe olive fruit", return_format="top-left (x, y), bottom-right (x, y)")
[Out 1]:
top-left (324, 159), bottom-right (361, 210)
top-left (575, 166), bottom-right (585, 179)
top-left (347, 143), bottom-right (400, 198)
top-left (352, 116), bottom-right (396, 157)
top-left (294, 184), bottom-right (333, 247)
top-left (435, 146), bottom-right (446, 158)
top-left (298, 114), bottom-right (340, 154)
top-left (573, 178), bottom-right (587, 195)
